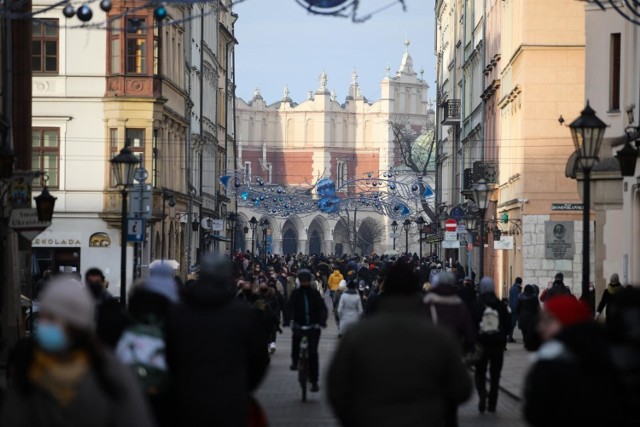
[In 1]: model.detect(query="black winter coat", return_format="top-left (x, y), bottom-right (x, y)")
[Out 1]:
top-left (166, 281), bottom-right (269, 427)
top-left (287, 286), bottom-right (328, 326)
top-left (423, 284), bottom-right (476, 352)
top-left (516, 293), bottom-right (540, 331)
top-left (523, 323), bottom-right (625, 427)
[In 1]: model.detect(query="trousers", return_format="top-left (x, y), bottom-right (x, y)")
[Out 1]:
top-left (474, 343), bottom-right (505, 408)
top-left (291, 328), bottom-right (321, 383)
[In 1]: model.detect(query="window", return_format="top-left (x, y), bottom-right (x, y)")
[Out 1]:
top-left (32, 128), bottom-right (59, 187)
top-left (337, 161), bottom-right (348, 188)
top-left (126, 18), bottom-right (147, 74)
top-left (610, 33), bottom-right (621, 112)
top-left (32, 19), bottom-right (58, 73)
top-left (109, 20), bottom-right (120, 74)
top-left (126, 128), bottom-right (145, 165)
top-left (244, 161), bottom-right (251, 181)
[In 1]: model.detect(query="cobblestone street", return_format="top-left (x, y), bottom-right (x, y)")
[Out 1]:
top-left (256, 298), bottom-right (527, 427)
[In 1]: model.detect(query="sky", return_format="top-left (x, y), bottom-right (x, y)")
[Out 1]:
top-left (234, 0), bottom-right (435, 105)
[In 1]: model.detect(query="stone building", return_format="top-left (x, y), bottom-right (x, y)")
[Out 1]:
top-left (31, 0), bottom-right (237, 297)
top-left (435, 0), bottom-right (589, 296)
top-left (234, 41), bottom-right (433, 256)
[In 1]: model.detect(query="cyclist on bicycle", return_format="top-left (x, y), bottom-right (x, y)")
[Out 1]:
top-left (287, 269), bottom-right (328, 392)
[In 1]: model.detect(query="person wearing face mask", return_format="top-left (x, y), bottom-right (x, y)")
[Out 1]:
top-left (84, 268), bottom-right (129, 349)
top-left (1, 278), bottom-right (155, 427)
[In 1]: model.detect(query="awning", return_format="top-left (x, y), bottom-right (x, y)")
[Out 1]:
top-left (149, 259), bottom-right (180, 270)
top-left (207, 234), bottom-right (231, 242)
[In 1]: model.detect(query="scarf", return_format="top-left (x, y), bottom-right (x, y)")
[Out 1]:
top-left (608, 283), bottom-right (623, 295)
top-left (28, 349), bottom-right (90, 407)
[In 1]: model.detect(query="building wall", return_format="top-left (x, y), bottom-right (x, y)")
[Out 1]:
top-left (235, 44), bottom-right (431, 255)
top-left (584, 3), bottom-right (640, 289)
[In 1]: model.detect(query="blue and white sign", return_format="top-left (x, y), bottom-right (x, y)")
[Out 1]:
top-left (126, 218), bottom-right (145, 242)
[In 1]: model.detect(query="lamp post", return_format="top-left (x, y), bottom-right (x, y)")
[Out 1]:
top-left (473, 179), bottom-right (492, 279)
top-left (569, 102), bottom-right (607, 299)
top-left (402, 219), bottom-right (411, 255)
top-left (391, 220), bottom-right (398, 250)
top-left (437, 208), bottom-right (448, 260)
top-left (249, 216), bottom-right (258, 257)
top-left (110, 146), bottom-right (140, 306)
top-left (161, 191), bottom-right (175, 263)
top-left (415, 216), bottom-right (425, 260)
top-left (464, 206), bottom-right (478, 280)
top-left (228, 212), bottom-right (237, 257)
top-left (261, 219), bottom-right (270, 262)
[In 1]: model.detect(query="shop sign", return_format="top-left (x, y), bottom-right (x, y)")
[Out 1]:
top-left (9, 208), bottom-right (52, 240)
top-left (494, 235), bottom-right (514, 250)
top-left (33, 231), bottom-right (82, 247)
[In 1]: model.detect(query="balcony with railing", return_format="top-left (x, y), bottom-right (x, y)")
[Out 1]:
top-left (441, 99), bottom-right (461, 125)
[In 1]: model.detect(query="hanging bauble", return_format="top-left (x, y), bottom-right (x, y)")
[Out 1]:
top-left (99, 0), bottom-right (112, 12)
top-left (154, 5), bottom-right (168, 20)
top-left (315, 178), bottom-right (336, 197)
top-left (77, 4), bottom-right (93, 21)
top-left (62, 4), bottom-right (75, 17)
top-left (411, 184), bottom-right (418, 192)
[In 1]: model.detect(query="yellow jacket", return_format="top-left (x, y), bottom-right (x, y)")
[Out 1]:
top-left (328, 270), bottom-right (344, 291)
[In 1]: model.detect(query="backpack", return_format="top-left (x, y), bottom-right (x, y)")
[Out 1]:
top-left (479, 305), bottom-right (500, 335)
top-left (115, 318), bottom-right (169, 396)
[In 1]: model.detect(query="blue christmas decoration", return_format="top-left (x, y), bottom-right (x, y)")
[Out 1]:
top-left (219, 175), bottom-right (232, 188)
top-left (422, 185), bottom-right (435, 198)
top-left (316, 178), bottom-right (336, 197)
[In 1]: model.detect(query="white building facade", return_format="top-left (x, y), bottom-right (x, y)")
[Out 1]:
top-left (234, 42), bottom-right (433, 256)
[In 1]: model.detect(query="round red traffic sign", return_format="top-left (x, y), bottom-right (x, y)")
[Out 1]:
top-left (445, 218), bottom-right (457, 232)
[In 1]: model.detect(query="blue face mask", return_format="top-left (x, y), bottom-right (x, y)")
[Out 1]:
top-left (36, 322), bottom-right (69, 353)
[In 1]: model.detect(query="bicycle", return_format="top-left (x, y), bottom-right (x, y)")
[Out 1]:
top-left (295, 324), bottom-right (320, 402)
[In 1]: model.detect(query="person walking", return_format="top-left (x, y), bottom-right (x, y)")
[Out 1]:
top-left (166, 254), bottom-right (269, 427)
top-left (472, 278), bottom-right (510, 413)
top-left (337, 280), bottom-right (363, 336)
top-left (327, 268), bottom-right (344, 299)
top-left (516, 285), bottom-right (541, 351)
top-left (1, 277), bottom-right (155, 427)
top-left (457, 276), bottom-right (477, 313)
top-left (523, 296), bottom-right (625, 427)
top-left (328, 262), bottom-right (471, 427)
top-left (507, 277), bottom-right (523, 343)
top-left (423, 272), bottom-right (476, 427)
top-left (84, 267), bottom-right (129, 349)
top-left (287, 269), bottom-right (328, 392)
top-left (539, 272), bottom-right (572, 302)
top-left (595, 273), bottom-right (624, 322)
top-left (332, 280), bottom-right (347, 331)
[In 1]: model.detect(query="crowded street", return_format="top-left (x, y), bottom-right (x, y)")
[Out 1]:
top-left (257, 300), bottom-right (526, 427)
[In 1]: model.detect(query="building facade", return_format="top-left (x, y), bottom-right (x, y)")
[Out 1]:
top-left (582, 2), bottom-right (640, 292)
top-left (435, 0), bottom-right (589, 296)
top-left (234, 42), bottom-right (433, 256)
top-left (31, 1), bottom-right (236, 298)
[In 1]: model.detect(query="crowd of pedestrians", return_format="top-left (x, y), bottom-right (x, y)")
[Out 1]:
top-left (1, 249), bottom-right (639, 427)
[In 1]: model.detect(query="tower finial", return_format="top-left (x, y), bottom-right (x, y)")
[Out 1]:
top-left (351, 67), bottom-right (358, 85)
top-left (404, 35), bottom-right (410, 52)
top-left (385, 64), bottom-right (391, 78)
top-left (319, 70), bottom-right (328, 91)
top-left (283, 84), bottom-right (290, 101)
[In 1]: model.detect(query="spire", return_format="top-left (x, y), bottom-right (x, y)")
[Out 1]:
top-left (347, 67), bottom-right (361, 100)
top-left (331, 88), bottom-right (337, 102)
top-left (253, 87), bottom-right (263, 100)
top-left (385, 64), bottom-right (391, 79)
top-left (318, 70), bottom-right (329, 94)
top-left (398, 37), bottom-right (416, 76)
top-left (282, 84), bottom-right (291, 102)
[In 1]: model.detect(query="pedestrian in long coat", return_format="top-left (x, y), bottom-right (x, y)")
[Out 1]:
top-left (337, 281), bottom-right (363, 335)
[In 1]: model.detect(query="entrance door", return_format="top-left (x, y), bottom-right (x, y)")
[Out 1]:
top-left (283, 229), bottom-right (298, 255)
top-left (309, 229), bottom-right (322, 255)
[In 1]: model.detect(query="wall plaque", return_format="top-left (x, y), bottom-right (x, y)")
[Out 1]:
top-left (545, 221), bottom-right (574, 260)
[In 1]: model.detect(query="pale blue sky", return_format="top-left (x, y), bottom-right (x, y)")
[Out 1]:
top-left (234, 0), bottom-right (435, 104)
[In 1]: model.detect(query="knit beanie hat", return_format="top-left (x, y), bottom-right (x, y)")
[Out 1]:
top-left (39, 277), bottom-right (95, 331)
top-left (610, 273), bottom-right (620, 285)
top-left (479, 277), bottom-right (495, 295)
top-left (544, 295), bottom-right (591, 327)
top-left (146, 263), bottom-right (179, 303)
